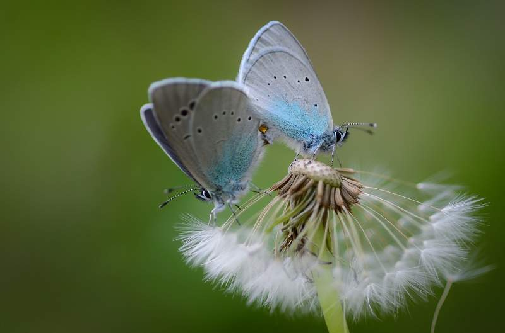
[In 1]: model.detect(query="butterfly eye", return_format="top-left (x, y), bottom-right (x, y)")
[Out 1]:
top-left (335, 131), bottom-right (342, 142)
top-left (194, 189), bottom-right (212, 202)
top-left (200, 190), bottom-right (212, 200)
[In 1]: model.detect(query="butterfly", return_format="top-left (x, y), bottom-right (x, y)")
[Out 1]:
top-left (238, 21), bottom-right (375, 163)
top-left (141, 78), bottom-right (264, 219)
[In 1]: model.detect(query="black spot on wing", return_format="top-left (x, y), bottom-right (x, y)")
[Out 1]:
top-left (142, 107), bottom-right (198, 183)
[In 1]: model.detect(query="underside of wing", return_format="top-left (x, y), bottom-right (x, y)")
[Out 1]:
top-left (147, 78), bottom-right (211, 185)
top-left (140, 103), bottom-right (196, 182)
top-left (238, 21), bottom-right (313, 82)
top-left (242, 48), bottom-right (333, 152)
top-left (189, 81), bottom-right (264, 197)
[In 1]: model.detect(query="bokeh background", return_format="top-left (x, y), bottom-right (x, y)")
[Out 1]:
top-left (2, 1), bottom-right (504, 332)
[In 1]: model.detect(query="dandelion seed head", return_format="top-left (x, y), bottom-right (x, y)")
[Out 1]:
top-left (179, 159), bottom-right (484, 319)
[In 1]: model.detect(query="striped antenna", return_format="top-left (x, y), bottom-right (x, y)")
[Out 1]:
top-left (164, 184), bottom-right (195, 195)
top-left (159, 187), bottom-right (197, 209)
top-left (341, 122), bottom-right (377, 135)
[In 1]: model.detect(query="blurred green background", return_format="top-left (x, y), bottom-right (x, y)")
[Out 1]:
top-left (1, 1), bottom-right (504, 332)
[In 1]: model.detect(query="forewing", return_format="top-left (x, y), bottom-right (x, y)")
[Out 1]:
top-left (189, 81), bottom-right (264, 195)
top-left (242, 48), bottom-right (333, 146)
top-left (147, 78), bottom-right (211, 184)
top-left (140, 103), bottom-right (196, 181)
top-left (238, 21), bottom-right (313, 82)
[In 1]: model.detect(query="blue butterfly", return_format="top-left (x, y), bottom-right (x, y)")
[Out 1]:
top-left (141, 78), bottom-right (264, 219)
top-left (238, 21), bottom-right (375, 163)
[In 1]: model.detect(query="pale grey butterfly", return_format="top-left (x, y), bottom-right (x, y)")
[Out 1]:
top-left (140, 78), bottom-right (264, 220)
top-left (238, 21), bottom-right (376, 163)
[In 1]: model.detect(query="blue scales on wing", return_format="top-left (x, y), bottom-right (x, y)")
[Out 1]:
top-left (189, 81), bottom-right (264, 202)
top-left (241, 48), bottom-right (334, 155)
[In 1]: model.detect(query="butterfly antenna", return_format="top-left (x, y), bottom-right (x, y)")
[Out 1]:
top-left (342, 122), bottom-right (377, 128)
top-left (341, 122), bottom-right (377, 135)
top-left (163, 184), bottom-right (195, 195)
top-left (159, 188), bottom-right (197, 209)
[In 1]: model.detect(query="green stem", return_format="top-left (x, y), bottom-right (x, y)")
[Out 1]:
top-left (310, 222), bottom-right (349, 333)
top-left (313, 265), bottom-right (349, 333)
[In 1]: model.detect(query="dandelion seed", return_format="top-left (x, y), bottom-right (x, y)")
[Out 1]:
top-left (179, 159), bottom-right (485, 332)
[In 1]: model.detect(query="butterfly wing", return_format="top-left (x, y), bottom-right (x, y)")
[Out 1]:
top-left (241, 48), bottom-right (333, 153)
top-left (238, 21), bottom-right (313, 82)
top-left (189, 81), bottom-right (264, 198)
top-left (140, 103), bottom-right (197, 182)
top-left (144, 78), bottom-right (211, 185)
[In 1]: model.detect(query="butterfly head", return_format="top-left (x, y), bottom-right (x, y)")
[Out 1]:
top-left (195, 188), bottom-right (213, 202)
top-left (334, 127), bottom-right (349, 146)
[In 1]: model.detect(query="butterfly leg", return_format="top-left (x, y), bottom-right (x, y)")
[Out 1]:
top-left (330, 131), bottom-right (337, 167)
top-left (311, 145), bottom-right (321, 160)
top-left (227, 202), bottom-right (241, 226)
top-left (330, 145), bottom-right (343, 168)
top-left (294, 151), bottom-right (300, 161)
top-left (330, 129), bottom-right (344, 167)
top-left (208, 210), bottom-right (217, 226)
top-left (250, 182), bottom-right (272, 197)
